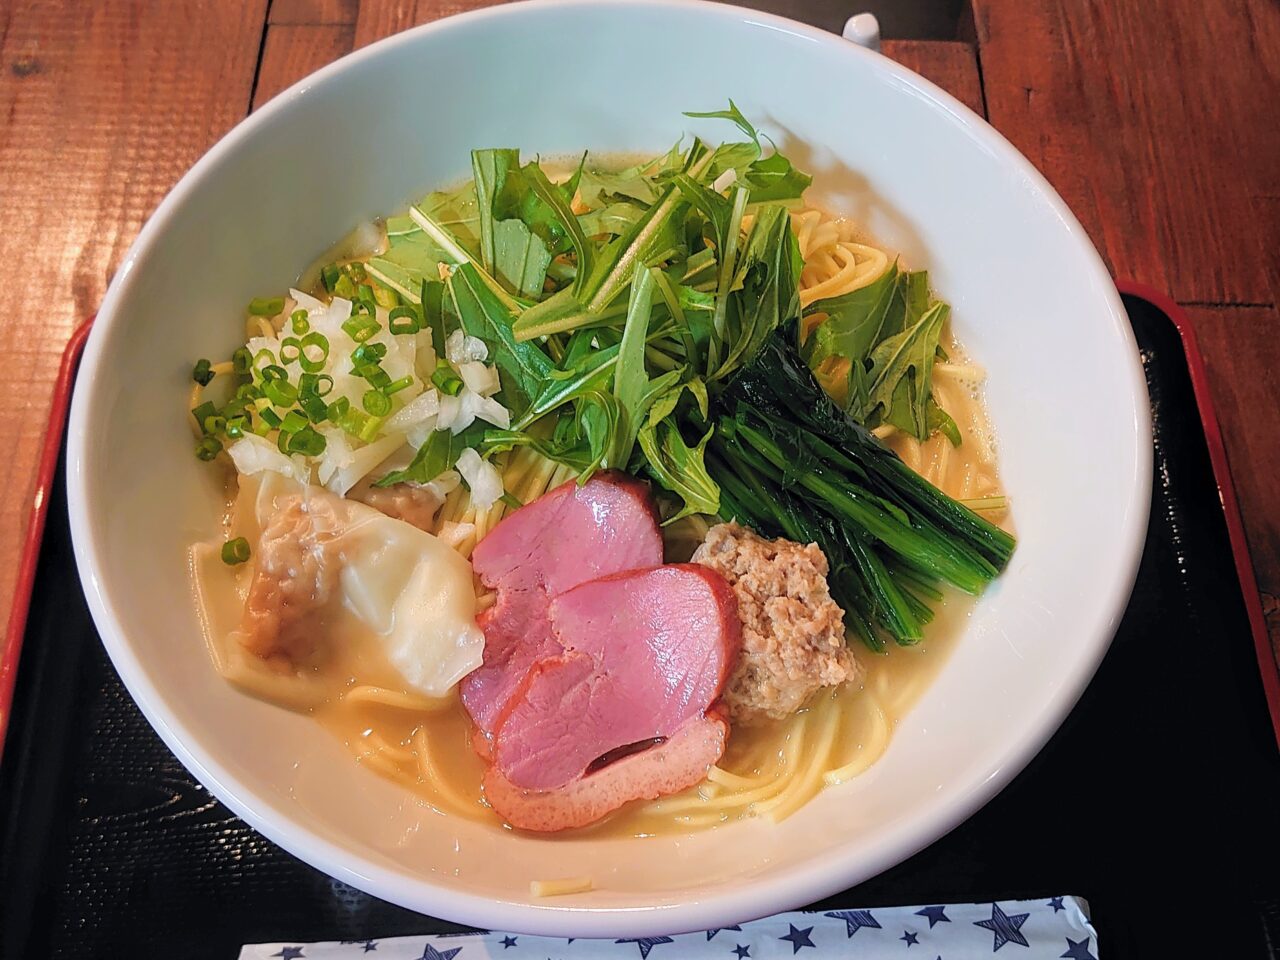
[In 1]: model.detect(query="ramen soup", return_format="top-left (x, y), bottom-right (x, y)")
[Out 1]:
top-left (186, 106), bottom-right (1015, 857)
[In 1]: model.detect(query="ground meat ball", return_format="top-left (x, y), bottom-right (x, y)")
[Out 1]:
top-left (692, 522), bottom-right (860, 724)
top-left (240, 493), bottom-right (341, 665)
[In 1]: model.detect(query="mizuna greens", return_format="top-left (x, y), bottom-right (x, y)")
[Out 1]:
top-left (189, 104), bottom-right (1014, 650)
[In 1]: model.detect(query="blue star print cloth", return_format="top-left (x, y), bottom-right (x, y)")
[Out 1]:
top-left (239, 896), bottom-right (1098, 959)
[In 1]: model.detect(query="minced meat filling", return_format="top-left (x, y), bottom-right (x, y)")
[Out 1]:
top-left (692, 522), bottom-right (860, 724)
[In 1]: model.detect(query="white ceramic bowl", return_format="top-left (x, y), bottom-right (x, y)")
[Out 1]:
top-left (67, 0), bottom-right (1150, 938)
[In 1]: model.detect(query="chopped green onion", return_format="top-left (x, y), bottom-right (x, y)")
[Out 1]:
top-left (387, 305), bottom-right (420, 335)
top-left (279, 410), bottom-right (308, 433)
top-left (352, 342), bottom-right (387, 365)
top-left (263, 379), bottom-right (298, 407)
top-left (346, 262), bottom-right (367, 282)
top-left (280, 337), bottom-right (303, 365)
top-left (192, 358), bottom-right (214, 386)
top-left (232, 347), bottom-right (252, 376)
top-left (192, 401), bottom-right (218, 433)
top-left (333, 274), bottom-right (357, 299)
top-left (248, 296), bottom-right (285, 317)
top-left (252, 417), bottom-right (272, 437)
top-left (261, 364), bottom-right (288, 382)
top-left (321, 264), bottom-right (342, 292)
top-left (298, 332), bottom-right (330, 372)
top-left (259, 407), bottom-right (283, 428)
top-left (358, 364), bottom-right (392, 390)
top-left (362, 390), bottom-right (392, 417)
top-left (203, 414), bottom-right (227, 435)
top-left (327, 396), bottom-right (350, 420)
top-left (226, 416), bottom-right (248, 438)
top-left (299, 394), bottom-right (328, 422)
top-left (432, 364), bottom-right (464, 396)
top-left (298, 372), bottom-right (333, 397)
top-left (195, 436), bottom-right (223, 461)
top-left (287, 425), bottom-right (327, 456)
top-left (355, 283), bottom-right (377, 313)
top-left (385, 375), bottom-right (413, 395)
top-left (372, 284), bottom-right (399, 309)
top-left (277, 429), bottom-right (292, 454)
top-left (290, 309), bottom-right (309, 334)
top-left (342, 314), bottom-right (380, 343)
top-left (234, 382), bottom-right (261, 402)
top-left (252, 349), bottom-right (276, 377)
top-left (357, 415), bottom-right (384, 442)
top-left (221, 537), bottom-right (251, 565)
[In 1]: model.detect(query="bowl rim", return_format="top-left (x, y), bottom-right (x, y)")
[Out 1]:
top-left (66, 0), bottom-right (1152, 937)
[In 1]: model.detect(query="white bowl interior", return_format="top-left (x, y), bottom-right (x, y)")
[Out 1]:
top-left (68, 0), bottom-right (1149, 937)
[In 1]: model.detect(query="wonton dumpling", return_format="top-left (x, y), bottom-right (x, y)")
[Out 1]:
top-left (227, 473), bottom-right (484, 698)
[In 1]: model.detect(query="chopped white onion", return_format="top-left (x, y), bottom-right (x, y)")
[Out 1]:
top-left (458, 361), bottom-right (501, 397)
top-left (435, 393), bottom-right (465, 433)
top-left (226, 434), bottom-right (308, 482)
top-left (460, 388), bottom-right (510, 429)
top-left (387, 388), bottom-right (441, 430)
top-left (405, 420), bottom-right (437, 449)
top-left (315, 426), bottom-right (355, 485)
top-left (327, 432), bottom-right (407, 496)
top-left (446, 329), bottom-right (488, 365)
top-left (455, 448), bottom-right (503, 510)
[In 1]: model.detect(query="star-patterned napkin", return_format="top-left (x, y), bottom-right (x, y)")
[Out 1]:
top-left (240, 896), bottom-right (1097, 959)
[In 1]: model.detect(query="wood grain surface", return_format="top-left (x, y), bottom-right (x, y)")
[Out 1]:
top-left (3, 0), bottom-right (1278, 654)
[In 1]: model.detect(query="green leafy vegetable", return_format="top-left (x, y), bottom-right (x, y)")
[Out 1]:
top-left (637, 419), bottom-right (719, 523)
top-left (447, 262), bottom-right (553, 415)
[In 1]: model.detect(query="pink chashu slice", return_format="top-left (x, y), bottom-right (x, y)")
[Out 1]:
top-left (460, 471), bottom-right (664, 747)
top-left (494, 564), bottom-right (740, 792)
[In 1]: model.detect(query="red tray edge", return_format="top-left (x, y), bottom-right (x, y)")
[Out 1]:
top-left (2, 290), bottom-right (1277, 762)
top-left (0, 319), bottom-right (94, 762)
top-left (1115, 280), bottom-right (1280, 746)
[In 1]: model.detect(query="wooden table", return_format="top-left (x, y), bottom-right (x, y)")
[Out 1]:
top-left (2, 0), bottom-right (1277, 647)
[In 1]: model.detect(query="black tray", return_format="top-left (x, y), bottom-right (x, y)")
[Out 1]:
top-left (3, 292), bottom-right (1280, 959)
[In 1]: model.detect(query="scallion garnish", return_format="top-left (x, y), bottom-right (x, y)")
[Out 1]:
top-left (327, 396), bottom-right (350, 420)
top-left (352, 342), bottom-right (387, 365)
top-left (334, 274), bottom-right (357, 299)
top-left (226, 416), bottom-right (248, 438)
top-left (279, 410), bottom-right (308, 433)
top-left (203, 414), bottom-right (227, 435)
top-left (432, 364), bottom-right (464, 396)
top-left (235, 382), bottom-right (261, 402)
top-left (232, 347), bottom-right (252, 376)
top-left (385, 375), bottom-right (413, 395)
top-left (342, 314), bottom-right (380, 343)
top-left (192, 401), bottom-right (218, 433)
top-left (259, 407), bottom-right (283, 429)
top-left (290, 309), bottom-right (309, 334)
top-left (221, 537), bottom-right (251, 565)
top-left (263, 379), bottom-right (298, 407)
top-left (287, 425), bottom-right (327, 456)
top-left (387, 306), bottom-right (420, 335)
top-left (299, 394), bottom-right (328, 422)
top-left (346, 262), bottom-right (367, 282)
top-left (252, 349), bottom-right (276, 377)
top-left (280, 337), bottom-right (303, 365)
top-left (195, 436), bottom-right (223, 461)
top-left (192, 358), bottom-right (214, 386)
top-left (297, 372), bottom-right (332, 397)
top-left (372, 284), bottom-right (399, 309)
top-left (298, 332), bottom-right (329, 372)
top-left (362, 390), bottom-right (392, 417)
top-left (321, 264), bottom-right (341, 292)
top-left (248, 296), bottom-right (285, 317)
